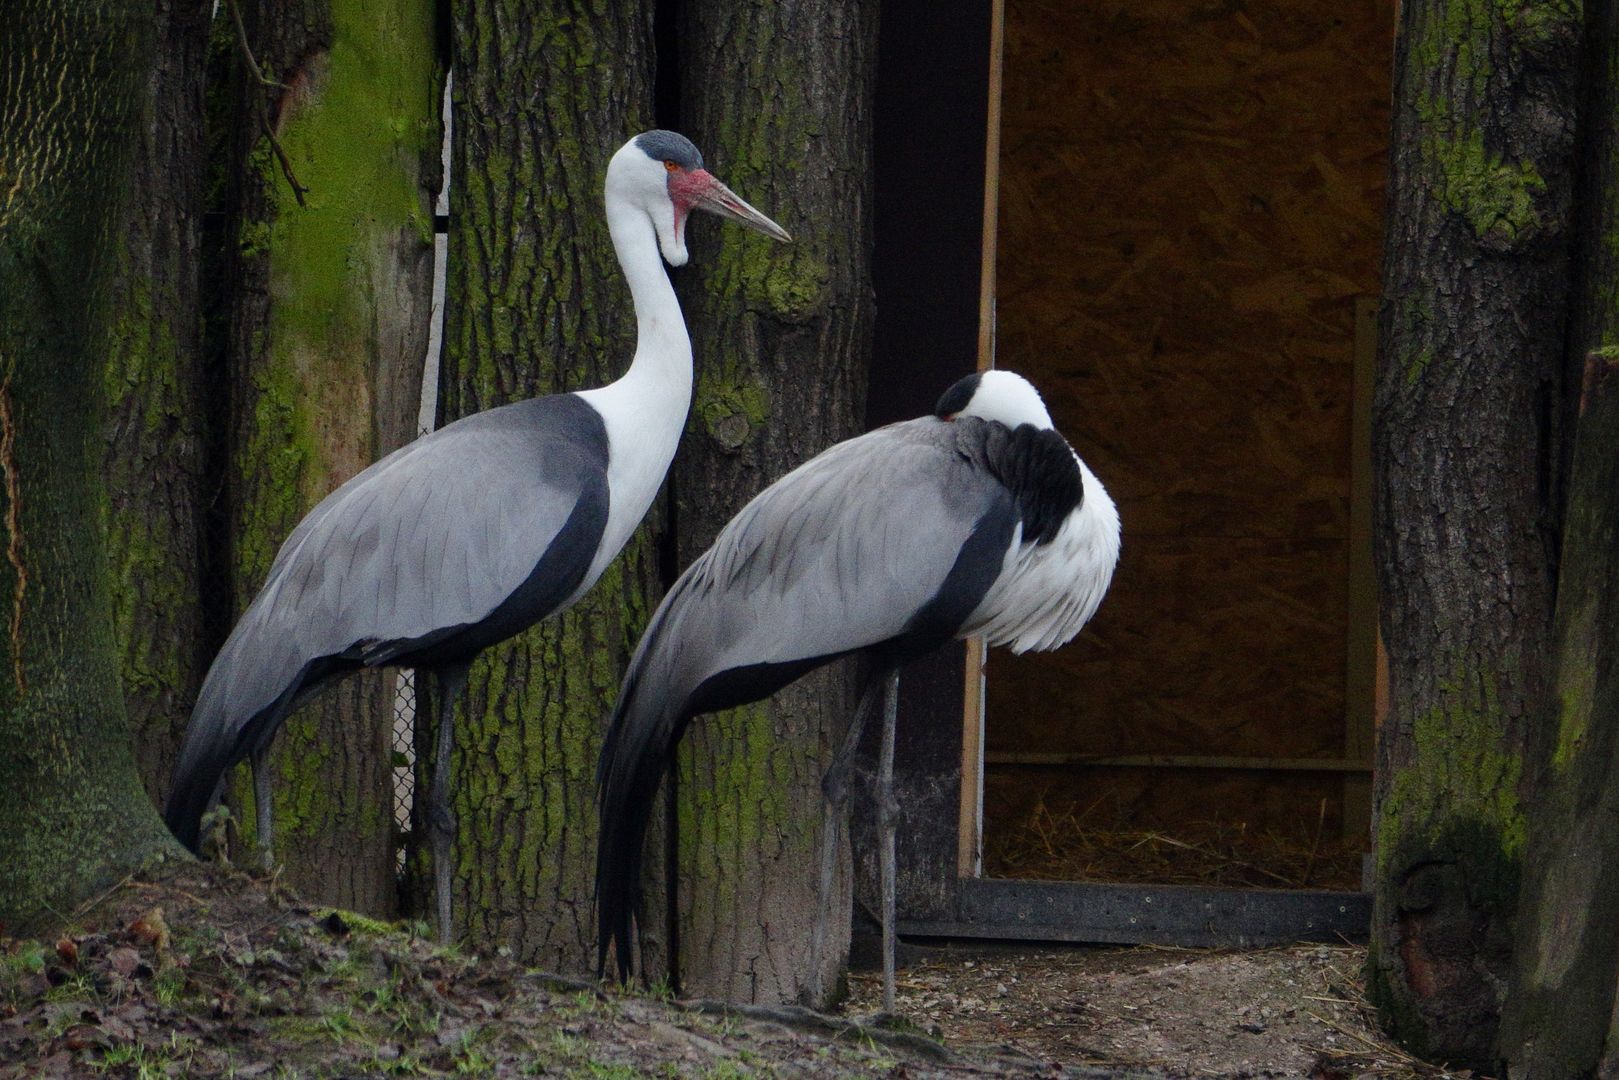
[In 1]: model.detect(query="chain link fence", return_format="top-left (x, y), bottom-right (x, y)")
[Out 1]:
top-left (391, 670), bottom-right (418, 870)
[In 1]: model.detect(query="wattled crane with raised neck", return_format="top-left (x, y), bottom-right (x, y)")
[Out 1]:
top-left (165, 130), bottom-right (789, 941)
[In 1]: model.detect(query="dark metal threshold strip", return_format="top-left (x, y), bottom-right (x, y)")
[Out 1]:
top-left (984, 751), bottom-right (1373, 774)
top-left (898, 877), bottom-right (1371, 948)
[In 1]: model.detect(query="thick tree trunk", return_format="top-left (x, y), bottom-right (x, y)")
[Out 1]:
top-left (0, 0), bottom-right (185, 928)
top-left (221, 0), bottom-right (438, 914)
top-left (1496, 4), bottom-right (1619, 1074)
top-left (1370, 0), bottom-right (1579, 1065)
top-left (1495, 354), bottom-right (1619, 1077)
top-left (668, 0), bottom-right (877, 1005)
top-left (102, 0), bottom-right (214, 807)
top-left (438, 0), bottom-right (656, 970)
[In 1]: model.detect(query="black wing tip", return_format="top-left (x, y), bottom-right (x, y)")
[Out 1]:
top-left (161, 780), bottom-right (209, 855)
top-left (594, 788), bottom-right (646, 987)
top-left (595, 903), bottom-right (635, 985)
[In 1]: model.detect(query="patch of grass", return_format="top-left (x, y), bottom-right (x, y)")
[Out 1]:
top-left (642, 974), bottom-right (678, 1003)
top-left (93, 1044), bottom-right (162, 1076)
top-left (314, 908), bottom-right (401, 937)
top-left (372, 1049), bottom-right (428, 1074)
top-left (43, 973), bottom-right (97, 1004)
top-left (3, 942), bottom-right (49, 978)
top-left (151, 964), bottom-right (186, 1006)
top-left (453, 1044), bottom-right (497, 1074)
top-left (321, 1004), bottom-right (364, 1041)
top-left (548, 1029), bottom-right (585, 1063)
top-left (93, 1034), bottom-right (196, 1080)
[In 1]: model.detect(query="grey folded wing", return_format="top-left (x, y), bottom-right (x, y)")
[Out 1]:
top-left (645, 417), bottom-right (1018, 698)
top-left (210, 400), bottom-right (609, 727)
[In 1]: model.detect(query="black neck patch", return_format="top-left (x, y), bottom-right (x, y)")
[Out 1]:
top-left (634, 130), bottom-right (703, 170)
top-left (934, 372), bottom-right (983, 418)
top-left (965, 419), bottom-right (1083, 545)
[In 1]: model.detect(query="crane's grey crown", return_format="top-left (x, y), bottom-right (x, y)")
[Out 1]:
top-left (634, 130), bottom-right (704, 170)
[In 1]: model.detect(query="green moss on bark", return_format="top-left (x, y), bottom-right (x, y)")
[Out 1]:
top-left (1378, 669), bottom-right (1525, 907)
top-left (225, 0), bottom-right (438, 914)
top-left (1433, 130), bottom-right (1548, 246)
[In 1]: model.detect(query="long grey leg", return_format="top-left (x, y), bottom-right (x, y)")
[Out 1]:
top-left (807, 672), bottom-right (888, 1006)
top-left (251, 744), bottom-right (274, 870)
top-left (877, 669), bottom-right (900, 1014)
top-left (429, 662), bottom-right (471, 945)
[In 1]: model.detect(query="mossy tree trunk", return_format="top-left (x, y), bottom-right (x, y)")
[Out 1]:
top-left (0, 0), bottom-right (186, 928)
top-left (1496, 3), bottom-right (1619, 1073)
top-left (437, 0), bottom-right (657, 970)
top-left (1370, 0), bottom-right (1580, 1066)
top-left (221, 0), bottom-right (439, 914)
top-left (666, 0), bottom-right (877, 1006)
top-left (102, 0), bottom-right (215, 807)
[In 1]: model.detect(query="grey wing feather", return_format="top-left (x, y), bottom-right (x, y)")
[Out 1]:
top-left (675, 419), bottom-right (1001, 680)
top-left (166, 400), bottom-right (606, 851)
top-left (233, 412), bottom-right (594, 716)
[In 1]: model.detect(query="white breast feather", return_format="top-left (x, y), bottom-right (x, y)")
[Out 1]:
top-left (963, 454), bottom-right (1120, 653)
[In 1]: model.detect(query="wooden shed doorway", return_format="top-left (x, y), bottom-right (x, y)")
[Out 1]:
top-left (965, 0), bottom-right (1395, 896)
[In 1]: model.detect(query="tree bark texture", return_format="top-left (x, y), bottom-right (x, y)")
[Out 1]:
top-left (1494, 363), bottom-right (1619, 1077)
top-left (101, 0), bottom-right (214, 808)
top-left (221, 0), bottom-right (438, 914)
top-left (1496, 4), bottom-right (1619, 1073)
top-left (438, 0), bottom-right (657, 971)
top-left (667, 0), bottom-right (877, 1005)
top-left (0, 0), bottom-right (185, 928)
top-left (1371, 0), bottom-right (1580, 1065)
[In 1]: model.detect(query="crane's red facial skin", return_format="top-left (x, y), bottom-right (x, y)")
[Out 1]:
top-left (666, 166), bottom-right (714, 245)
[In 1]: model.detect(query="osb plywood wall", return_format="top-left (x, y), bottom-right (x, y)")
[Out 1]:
top-left (985, 0), bottom-right (1394, 854)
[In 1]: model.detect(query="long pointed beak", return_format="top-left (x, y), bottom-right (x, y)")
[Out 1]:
top-left (693, 172), bottom-right (792, 243)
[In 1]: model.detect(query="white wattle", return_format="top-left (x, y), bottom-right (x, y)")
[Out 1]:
top-left (570, 154), bottom-right (692, 606)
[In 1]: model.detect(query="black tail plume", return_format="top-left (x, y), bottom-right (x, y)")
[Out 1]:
top-left (594, 656), bottom-right (689, 983)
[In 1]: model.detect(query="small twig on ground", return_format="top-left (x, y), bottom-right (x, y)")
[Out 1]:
top-left (131, 880), bottom-right (210, 908)
top-left (684, 999), bottom-right (956, 1063)
top-left (520, 970), bottom-right (610, 1002)
top-left (68, 873), bottom-right (135, 921)
top-left (224, 0), bottom-right (309, 208)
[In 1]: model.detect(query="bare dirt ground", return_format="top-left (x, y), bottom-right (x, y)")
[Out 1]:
top-left (842, 941), bottom-right (1477, 1079)
top-left (0, 864), bottom-right (1474, 1078)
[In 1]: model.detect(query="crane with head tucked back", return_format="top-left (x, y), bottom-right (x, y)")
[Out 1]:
top-left (164, 130), bottom-right (790, 941)
top-left (595, 368), bottom-right (1120, 1008)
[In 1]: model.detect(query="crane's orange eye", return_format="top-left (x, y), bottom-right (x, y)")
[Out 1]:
top-left (664, 160), bottom-right (680, 172)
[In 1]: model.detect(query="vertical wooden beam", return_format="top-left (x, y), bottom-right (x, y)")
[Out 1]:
top-left (958, 638), bottom-right (987, 876)
top-left (958, 0), bottom-right (1004, 881)
top-left (976, 0), bottom-right (1004, 373)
